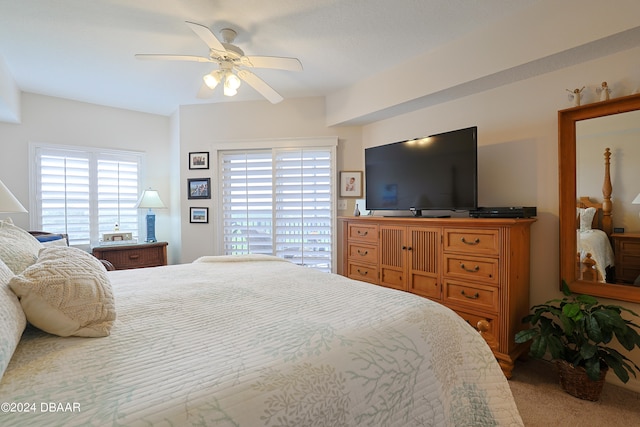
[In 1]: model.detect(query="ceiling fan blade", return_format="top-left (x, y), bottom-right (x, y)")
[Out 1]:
top-left (237, 69), bottom-right (284, 104)
top-left (241, 56), bottom-right (303, 71)
top-left (185, 21), bottom-right (226, 53)
top-left (197, 83), bottom-right (216, 99)
top-left (135, 54), bottom-right (213, 63)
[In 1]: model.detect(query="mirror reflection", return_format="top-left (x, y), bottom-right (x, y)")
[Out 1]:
top-left (576, 110), bottom-right (640, 286)
top-left (559, 93), bottom-right (640, 304)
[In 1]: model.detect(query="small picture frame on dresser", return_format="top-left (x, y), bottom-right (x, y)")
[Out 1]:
top-left (190, 207), bottom-right (208, 223)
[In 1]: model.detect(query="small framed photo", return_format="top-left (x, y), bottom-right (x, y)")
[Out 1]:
top-left (340, 171), bottom-right (363, 198)
top-left (189, 152), bottom-right (209, 170)
top-left (190, 207), bottom-right (209, 223)
top-left (187, 178), bottom-right (211, 199)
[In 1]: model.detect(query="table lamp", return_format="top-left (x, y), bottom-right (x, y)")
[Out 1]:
top-left (633, 193), bottom-right (640, 217)
top-left (0, 179), bottom-right (28, 214)
top-left (134, 188), bottom-right (166, 242)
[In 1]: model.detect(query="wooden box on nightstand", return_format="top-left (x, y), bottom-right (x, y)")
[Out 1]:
top-left (92, 242), bottom-right (168, 270)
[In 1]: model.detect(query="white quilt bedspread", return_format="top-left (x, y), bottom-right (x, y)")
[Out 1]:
top-left (1, 255), bottom-right (522, 426)
top-left (579, 229), bottom-right (615, 281)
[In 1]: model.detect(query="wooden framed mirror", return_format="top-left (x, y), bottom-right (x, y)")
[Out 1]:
top-left (559, 93), bottom-right (640, 303)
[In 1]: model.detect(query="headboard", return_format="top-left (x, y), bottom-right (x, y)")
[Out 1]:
top-left (577, 148), bottom-right (613, 236)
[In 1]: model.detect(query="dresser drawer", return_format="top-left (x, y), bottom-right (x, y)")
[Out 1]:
top-left (443, 279), bottom-right (499, 313)
top-left (443, 228), bottom-right (499, 256)
top-left (347, 261), bottom-right (379, 284)
top-left (347, 223), bottom-right (378, 243)
top-left (443, 254), bottom-right (499, 285)
top-left (347, 242), bottom-right (378, 264)
top-left (454, 309), bottom-right (499, 351)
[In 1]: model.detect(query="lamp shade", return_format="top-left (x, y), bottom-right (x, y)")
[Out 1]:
top-left (0, 180), bottom-right (27, 213)
top-left (633, 193), bottom-right (640, 204)
top-left (134, 189), bottom-right (166, 209)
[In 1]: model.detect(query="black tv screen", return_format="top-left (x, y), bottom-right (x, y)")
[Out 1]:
top-left (365, 126), bottom-right (477, 215)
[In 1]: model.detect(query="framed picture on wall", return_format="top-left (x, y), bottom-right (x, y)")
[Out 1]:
top-left (189, 152), bottom-right (209, 170)
top-left (187, 178), bottom-right (211, 199)
top-left (340, 171), bottom-right (363, 198)
top-left (189, 207), bottom-right (209, 223)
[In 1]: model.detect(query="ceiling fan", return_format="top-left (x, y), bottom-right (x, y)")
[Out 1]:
top-left (135, 21), bottom-right (303, 104)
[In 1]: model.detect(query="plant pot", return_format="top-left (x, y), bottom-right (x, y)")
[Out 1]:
top-left (555, 359), bottom-right (608, 401)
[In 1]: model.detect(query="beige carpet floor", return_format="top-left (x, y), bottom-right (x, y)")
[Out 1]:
top-left (509, 358), bottom-right (640, 426)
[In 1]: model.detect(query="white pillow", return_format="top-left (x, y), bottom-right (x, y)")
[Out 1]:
top-left (9, 246), bottom-right (116, 338)
top-left (0, 259), bottom-right (26, 380)
top-left (579, 207), bottom-right (597, 231)
top-left (0, 219), bottom-right (43, 274)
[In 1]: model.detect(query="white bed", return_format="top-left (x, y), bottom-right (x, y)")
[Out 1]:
top-left (578, 228), bottom-right (615, 281)
top-left (0, 224), bottom-right (523, 426)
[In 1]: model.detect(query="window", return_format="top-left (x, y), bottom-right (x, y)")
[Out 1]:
top-left (31, 144), bottom-right (143, 247)
top-left (219, 140), bottom-right (335, 272)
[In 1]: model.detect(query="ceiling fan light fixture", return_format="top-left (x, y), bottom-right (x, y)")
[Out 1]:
top-left (225, 73), bottom-right (241, 90)
top-left (203, 70), bottom-right (222, 89)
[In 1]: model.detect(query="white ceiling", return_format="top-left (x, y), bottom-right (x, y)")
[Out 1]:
top-left (0, 0), bottom-right (536, 116)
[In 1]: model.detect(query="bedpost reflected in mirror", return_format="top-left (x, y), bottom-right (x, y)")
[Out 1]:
top-left (559, 93), bottom-right (640, 303)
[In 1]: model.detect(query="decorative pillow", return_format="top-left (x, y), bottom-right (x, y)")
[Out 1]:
top-left (0, 258), bottom-right (26, 380)
top-left (0, 219), bottom-right (43, 274)
top-left (579, 207), bottom-right (597, 231)
top-left (34, 233), bottom-right (68, 247)
top-left (9, 246), bottom-right (116, 338)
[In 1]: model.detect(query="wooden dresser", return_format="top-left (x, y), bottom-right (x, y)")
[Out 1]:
top-left (340, 216), bottom-right (535, 378)
top-left (92, 242), bottom-right (168, 270)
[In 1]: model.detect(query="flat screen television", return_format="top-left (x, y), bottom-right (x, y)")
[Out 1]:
top-left (364, 126), bottom-right (477, 216)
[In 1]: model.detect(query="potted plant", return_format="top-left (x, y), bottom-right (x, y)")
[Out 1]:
top-left (515, 282), bottom-right (640, 400)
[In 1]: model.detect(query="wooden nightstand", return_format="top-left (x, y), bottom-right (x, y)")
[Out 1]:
top-left (92, 242), bottom-right (168, 270)
top-left (611, 233), bottom-right (640, 284)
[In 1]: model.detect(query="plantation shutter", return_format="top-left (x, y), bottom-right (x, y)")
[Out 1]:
top-left (33, 145), bottom-right (143, 246)
top-left (38, 151), bottom-right (92, 244)
top-left (219, 146), bottom-right (334, 272)
top-left (274, 149), bottom-right (332, 271)
top-left (220, 151), bottom-right (274, 255)
top-left (97, 158), bottom-right (140, 238)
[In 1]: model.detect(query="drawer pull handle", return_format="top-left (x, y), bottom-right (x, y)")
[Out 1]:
top-left (461, 290), bottom-right (480, 299)
top-left (459, 263), bottom-right (479, 273)
top-left (356, 269), bottom-right (368, 276)
top-left (357, 230), bottom-right (368, 236)
top-left (357, 249), bottom-right (368, 256)
top-left (461, 237), bottom-right (480, 245)
top-left (129, 254), bottom-right (140, 260)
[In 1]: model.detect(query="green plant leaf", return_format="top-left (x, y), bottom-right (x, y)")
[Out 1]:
top-left (584, 357), bottom-right (603, 382)
top-left (561, 280), bottom-right (572, 296)
top-left (562, 303), bottom-right (580, 319)
top-left (602, 352), bottom-right (630, 383)
top-left (547, 335), bottom-right (565, 360)
top-left (576, 293), bottom-right (598, 306)
top-left (579, 342), bottom-right (597, 360)
top-left (559, 312), bottom-right (575, 335)
top-left (515, 328), bottom-right (538, 343)
top-left (585, 314), bottom-right (603, 342)
top-left (529, 335), bottom-right (547, 359)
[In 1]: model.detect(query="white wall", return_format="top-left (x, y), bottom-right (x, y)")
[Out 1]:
top-left (0, 93), bottom-right (174, 261)
top-left (177, 96), bottom-right (363, 263)
top-left (361, 46), bottom-right (640, 392)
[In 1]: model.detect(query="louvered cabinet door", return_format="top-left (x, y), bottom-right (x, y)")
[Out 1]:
top-left (408, 227), bottom-right (442, 300)
top-left (379, 226), bottom-right (408, 291)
